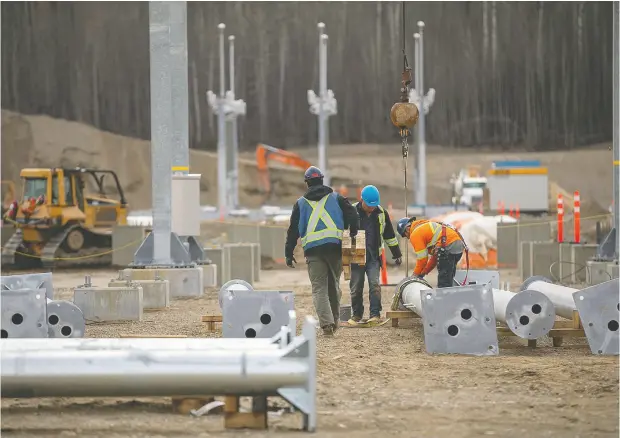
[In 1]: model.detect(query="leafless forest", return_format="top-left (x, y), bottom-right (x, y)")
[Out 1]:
top-left (1, 1), bottom-right (614, 150)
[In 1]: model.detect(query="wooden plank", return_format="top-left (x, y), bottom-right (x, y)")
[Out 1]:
top-left (119, 334), bottom-right (188, 338)
top-left (548, 328), bottom-right (586, 338)
top-left (386, 310), bottom-right (419, 319)
top-left (201, 315), bottom-right (223, 323)
top-left (224, 412), bottom-right (268, 430)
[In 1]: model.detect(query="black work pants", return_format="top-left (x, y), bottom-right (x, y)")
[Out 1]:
top-left (437, 252), bottom-right (462, 288)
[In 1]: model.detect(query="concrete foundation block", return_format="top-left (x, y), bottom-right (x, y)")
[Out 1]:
top-left (112, 225), bottom-right (149, 267)
top-left (586, 261), bottom-right (615, 286)
top-left (73, 286), bottom-right (143, 322)
top-left (558, 243), bottom-right (598, 284)
top-left (225, 243), bottom-right (255, 285)
top-left (520, 241), bottom-right (560, 281)
top-left (204, 246), bottom-right (231, 287)
top-left (251, 243), bottom-right (261, 282)
top-left (200, 264), bottom-right (218, 288)
top-left (108, 279), bottom-right (170, 310)
top-left (498, 220), bottom-right (552, 270)
top-left (259, 226), bottom-right (286, 263)
top-left (122, 267), bottom-right (203, 299)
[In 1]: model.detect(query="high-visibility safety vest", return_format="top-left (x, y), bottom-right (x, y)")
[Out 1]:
top-left (410, 220), bottom-right (460, 259)
top-left (353, 203), bottom-right (400, 255)
top-left (297, 193), bottom-right (344, 250)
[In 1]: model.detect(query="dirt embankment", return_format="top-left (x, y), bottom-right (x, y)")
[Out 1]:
top-left (2, 110), bottom-right (614, 214)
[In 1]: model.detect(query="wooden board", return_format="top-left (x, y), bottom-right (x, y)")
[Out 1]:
top-left (342, 230), bottom-right (366, 267)
top-left (201, 315), bottom-right (223, 332)
top-left (386, 310), bottom-right (420, 328)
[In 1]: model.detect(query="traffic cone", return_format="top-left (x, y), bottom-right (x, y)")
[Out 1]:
top-left (381, 248), bottom-right (388, 285)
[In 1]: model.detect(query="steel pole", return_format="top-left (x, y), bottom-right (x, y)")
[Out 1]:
top-left (413, 33), bottom-right (421, 205)
top-left (491, 288), bottom-right (555, 339)
top-left (217, 23), bottom-right (227, 218)
top-left (417, 21), bottom-right (427, 206)
top-left (228, 35), bottom-right (239, 209)
top-left (521, 276), bottom-right (578, 319)
top-left (169, 1), bottom-right (190, 174)
top-left (613, 1), bottom-right (619, 259)
top-left (317, 23), bottom-right (327, 184)
top-left (149, 1), bottom-right (173, 264)
top-left (1, 346), bottom-right (308, 398)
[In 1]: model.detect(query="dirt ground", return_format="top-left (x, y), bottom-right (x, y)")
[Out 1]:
top-left (1, 266), bottom-right (618, 438)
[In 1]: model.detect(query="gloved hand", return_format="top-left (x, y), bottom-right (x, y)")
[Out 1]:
top-left (394, 257), bottom-right (402, 266)
top-left (286, 256), bottom-right (297, 268)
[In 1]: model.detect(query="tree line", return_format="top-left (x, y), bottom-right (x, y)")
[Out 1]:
top-left (1, 1), bottom-right (614, 151)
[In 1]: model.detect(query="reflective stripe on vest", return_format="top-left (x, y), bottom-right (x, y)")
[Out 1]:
top-left (411, 221), bottom-right (443, 258)
top-left (300, 195), bottom-right (343, 247)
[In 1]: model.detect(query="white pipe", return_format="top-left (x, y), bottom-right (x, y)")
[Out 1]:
top-left (217, 23), bottom-right (227, 218)
top-left (1, 318), bottom-right (316, 399)
top-left (318, 27), bottom-right (328, 185)
top-left (399, 278), bottom-right (432, 316)
top-left (492, 288), bottom-right (555, 339)
top-left (417, 21), bottom-right (427, 206)
top-left (521, 276), bottom-right (577, 319)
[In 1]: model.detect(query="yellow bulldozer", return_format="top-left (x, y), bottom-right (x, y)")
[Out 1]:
top-left (2, 167), bottom-right (129, 269)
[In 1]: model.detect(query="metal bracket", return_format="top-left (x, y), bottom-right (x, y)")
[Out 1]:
top-left (420, 284), bottom-right (499, 356)
top-left (1, 289), bottom-right (48, 338)
top-left (307, 89), bottom-right (337, 116)
top-left (277, 317), bottom-right (317, 432)
top-left (596, 227), bottom-right (617, 261)
top-left (1, 272), bottom-right (54, 300)
top-left (221, 289), bottom-right (295, 339)
top-left (132, 231), bottom-right (192, 267)
top-left (572, 278), bottom-right (620, 355)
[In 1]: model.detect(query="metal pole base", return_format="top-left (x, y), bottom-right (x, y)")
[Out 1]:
top-left (596, 227), bottom-right (617, 261)
top-left (132, 232), bottom-right (191, 267)
top-left (184, 236), bottom-right (210, 264)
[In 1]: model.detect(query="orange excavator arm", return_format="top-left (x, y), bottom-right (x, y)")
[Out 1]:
top-left (256, 144), bottom-right (312, 200)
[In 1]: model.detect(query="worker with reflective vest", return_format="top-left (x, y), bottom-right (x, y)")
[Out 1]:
top-left (397, 217), bottom-right (465, 288)
top-left (285, 166), bottom-right (359, 336)
top-left (349, 185), bottom-right (402, 324)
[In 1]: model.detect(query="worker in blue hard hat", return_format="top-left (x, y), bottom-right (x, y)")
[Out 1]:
top-left (348, 185), bottom-right (402, 325)
top-left (285, 166), bottom-right (359, 336)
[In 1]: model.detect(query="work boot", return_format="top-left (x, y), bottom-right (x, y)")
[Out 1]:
top-left (348, 315), bottom-right (363, 325)
top-left (367, 315), bottom-right (382, 325)
top-left (332, 319), bottom-right (340, 333)
top-left (322, 325), bottom-right (334, 336)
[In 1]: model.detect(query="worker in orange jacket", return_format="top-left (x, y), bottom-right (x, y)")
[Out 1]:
top-left (396, 217), bottom-right (465, 288)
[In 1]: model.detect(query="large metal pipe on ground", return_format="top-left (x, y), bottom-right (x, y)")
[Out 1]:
top-left (492, 288), bottom-right (555, 339)
top-left (397, 277), bottom-right (433, 316)
top-left (1, 317), bottom-right (317, 400)
top-left (521, 276), bottom-right (578, 319)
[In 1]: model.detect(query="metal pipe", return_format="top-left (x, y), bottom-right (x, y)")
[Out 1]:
top-left (398, 277), bottom-right (432, 316)
top-left (149, 1), bottom-right (173, 264)
top-left (613, 1), bottom-right (619, 259)
top-left (1, 318), bottom-right (316, 400)
top-left (413, 32), bottom-right (420, 204)
top-left (170, 0), bottom-right (190, 174)
top-left (491, 288), bottom-right (555, 339)
top-left (317, 24), bottom-right (327, 185)
top-left (229, 35), bottom-right (239, 208)
top-left (217, 23), bottom-right (227, 218)
top-left (417, 21), bottom-right (427, 206)
top-left (5, 336), bottom-right (284, 352)
top-left (521, 276), bottom-right (577, 319)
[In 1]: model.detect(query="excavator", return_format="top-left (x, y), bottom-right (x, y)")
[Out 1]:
top-left (2, 167), bottom-right (129, 269)
top-left (256, 144), bottom-right (312, 202)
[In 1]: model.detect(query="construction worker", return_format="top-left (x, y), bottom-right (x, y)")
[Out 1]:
top-left (285, 166), bottom-right (359, 336)
top-left (396, 217), bottom-right (464, 288)
top-left (349, 185), bottom-right (402, 324)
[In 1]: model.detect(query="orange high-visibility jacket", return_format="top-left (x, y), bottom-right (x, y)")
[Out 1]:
top-left (408, 220), bottom-right (461, 276)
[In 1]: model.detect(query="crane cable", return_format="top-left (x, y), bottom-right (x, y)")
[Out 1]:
top-left (400, 0), bottom-right (410, 278)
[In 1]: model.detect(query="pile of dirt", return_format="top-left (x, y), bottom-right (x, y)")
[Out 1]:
top-left (2, 110), bottom-right (613, 215)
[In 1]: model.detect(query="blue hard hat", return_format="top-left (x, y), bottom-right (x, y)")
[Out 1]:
top-left (396, 217), bottom-right (416, 237)
top-left (304, 166), bottom-right (324, 182)
top-left (361, 185), bottom-right (380, 207)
